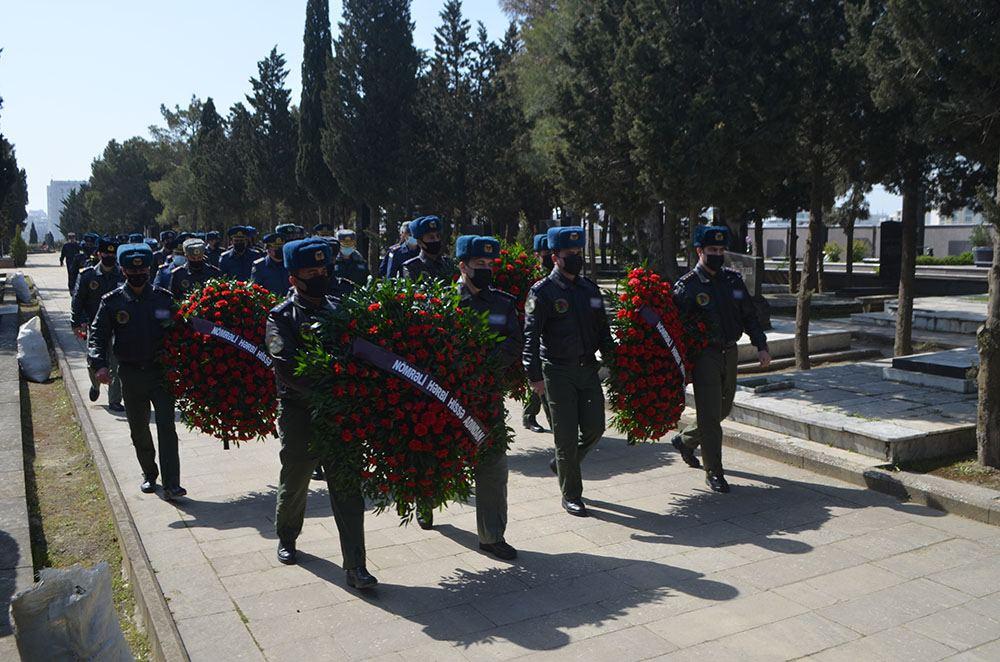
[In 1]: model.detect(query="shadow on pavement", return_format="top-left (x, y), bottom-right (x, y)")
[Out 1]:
top-left (508, 436), bottom-right (677, 480)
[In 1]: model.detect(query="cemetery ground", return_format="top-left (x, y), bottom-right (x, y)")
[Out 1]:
top-left (16, 252), bottom-right (1000, 661)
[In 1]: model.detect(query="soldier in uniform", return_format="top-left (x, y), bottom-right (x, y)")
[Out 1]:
top-left (88, 243), bottom-right (185, 499)
top-left (379, 222), bottom-right (418, 278)
top-left (154, 232), bottom-right (192, 289)
top-left (402, 216), bottom-right (455, 283)
top-left (69, 233), bottom-right (100, 288)
top-left (312, 223), bottom-right (333, 238)
top-left (128, 232), bottom-right (144, 244)
top-left (60, 232), bottom-right (83, 291)
top-left (169, 238), bottom-right (222, 300)
top-left (205, 230), bottom-right (223, 267)
top-left (153, 231), bottom-right (176, 270)
top-left (72, 236), bottom-right (125, 411)
top-left (671, 225), bottom-right (770, 493)
top-left (523, 226), bottom-right (613, 517)
top-left (414, 235), bottom-right (520, 560)
top-left (265, 238), bottom-right (377, 589)
top-left (219, 226), bottom-right (263, 281)
top-left (522, 233), bottom-right (553, 433)
top-left (333, 229), bottom-right (369, 286)
top-left (250, 232), bottom-right (290, 295)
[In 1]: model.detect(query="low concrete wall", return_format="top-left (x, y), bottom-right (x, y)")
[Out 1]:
top-left (755, 223), bottom-right (985, 259)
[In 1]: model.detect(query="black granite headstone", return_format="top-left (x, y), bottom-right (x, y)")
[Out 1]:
top-left (879, 220), bottom-right (902, 283)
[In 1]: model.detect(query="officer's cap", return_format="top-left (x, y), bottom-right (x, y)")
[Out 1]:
top-left (312, 223), bottom-right (333, 234)
top-left (83, 232), bottom-right (99, 243)
top-left (409, 215), bottom-right (441, 240)
top-left (336, 229), bottom-right (357, 245)
top-left (159, 230), bottom-right (176, 242)
top-left (283, 239), bottom-right (332, 272)
top-left (144, 238), bottom-right (160, 250)
top-left (275, 223), bottom-right (298, 238)
top-left (206, 230), bottom-right (221, 240)
top-left (262, 232), bottom-right (286, 248)
top-left (693, 224), bottom-right (729, 248)
top-left (455, 235), bottom-right (500, 262)
top-left (399, 221), bottom-right (410, 234)
top-left (533, 233), bottom-right (549, 252)
top-left (128, 233), bottom-right (144, 243)
top-left (228, 225), bottom-right (249, 238)
top-left (320, 236), bottom-right (341, 252)
top-left (98, 237), bottom-right (118, 253)
top-left (183, 238), bottom-right (206, 257)
top-left (546, 226), bottom-right (586, 251)
top-left (117, 243), bottom-right (153, 269)
top-left (245, 226), bottom-right (257, 237)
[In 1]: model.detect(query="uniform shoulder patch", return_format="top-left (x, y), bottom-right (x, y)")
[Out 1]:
top-left (524, 296), bottom-right (536, 314)
top-left (266, 333), bottom-right (284, 355)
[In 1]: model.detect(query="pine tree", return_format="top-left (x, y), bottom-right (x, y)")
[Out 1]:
top-left (85, 137), bottom-right (163, 235)
top-left (246, 48), bottom-right (298, 228)
top-left (28, 222), bottom-right (37, 244)
top-left (57, 185), bottom-right (91, 237)
top-left (191, 97), bottom-right (246, 227)
top-left (324, 0), bottom-right (419, 263)
top-left (297, 0), bottom-right (340, 224)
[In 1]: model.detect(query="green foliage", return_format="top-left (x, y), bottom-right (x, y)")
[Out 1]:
top-left (823, 242), bottom-right (842, 262)
top-left (28, 222), bottom-right (37, 244)
top-left (57, 185), bottom-right (91, 236)
top-left (852, 239), bottom-right (869, 262)
top-left (191, 98), bottom-right (246, 227)
top-left (86, 137), bottom-right (162, 234)
top-left (916, 252), bottom-right (974, 266)
top-left (970, 223), bottom-right (993, 248)
top-left (10, 232), bottom-right (27, 267)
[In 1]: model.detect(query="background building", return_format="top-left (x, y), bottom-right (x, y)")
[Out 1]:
top-left (46, 179), bottom-right (86, 241)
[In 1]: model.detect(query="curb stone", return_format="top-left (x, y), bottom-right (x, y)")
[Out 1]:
top-left (39, 304), bottom-right (189, 662)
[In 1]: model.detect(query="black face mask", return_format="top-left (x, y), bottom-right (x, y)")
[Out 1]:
top-left (126, 273), bottom-right (149, 289)
top-left (706, 254), bottom-right (725, 272)
top-left (469, 268), bottom-right (493, 290)
top-left (189, 260), bottom-right (204, 272)
top-left (541, 254), bottom-right (554, 270)
top-left (100, 254), bottom-right (116, 267)
top-left (560, 253), bottom-right (584, 276)
top-left (232, 241), bottom-right (247, 253)
top-left (295, 274), bottom-right (329, 299)
top-left (422, 240), bottom-right (442, 257)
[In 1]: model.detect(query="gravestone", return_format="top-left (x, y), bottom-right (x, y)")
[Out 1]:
top-left (879, 220), bottom-right (902, 283)
top-left (726, 250), bottom-right (771, 330)
top-left (884, 347), bottom-right (978, 393)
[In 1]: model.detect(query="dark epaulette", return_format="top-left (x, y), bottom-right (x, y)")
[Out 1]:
top-left (152, 285), bottom-right (175, 298)
top-left (170, 264), bottom-right (185, 274)
top-left (252, 255), bottom-right (267, 267)
top-left (269, 297), bottom-right (295, 316)
top-left (100, 286), bottom-right (126, 302)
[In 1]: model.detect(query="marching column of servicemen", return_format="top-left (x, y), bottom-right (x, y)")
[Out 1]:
top-left (63, 215), bottom-right (768, 591)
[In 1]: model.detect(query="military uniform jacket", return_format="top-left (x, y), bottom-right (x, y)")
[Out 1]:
top-left (250, 256), bottom-right (290, 295)
top-left (71, 264), bottom-right (125, 327)
top-left (154, 255), bottom-right (181, 289)
top-left (152, 248), bottom-right (169, 270)
top-left (522, 268), bottom-right (614, 383)
top-left (458, 284), bottom-right (522, 369)
top-left (402, 254), bottom-right (456, 284)
top-left (380, 244), bottom-right (418, 277)
top-left (87, 284), bottom-right (177, 371)
top-left (60, 241), bottom-right (81, 267)
top-left (334, 252), bottom-right (370, 286)
top-left (70, 250), bottom-right (97, 277)
top-left (265, 291), bottom-right (338, 401)
top-left (205, 245), bottom-right (223, 267)
top-left (169, 262), bottom-right (222, 300)
top-left (672, 264), bottom-right (768, 350)
top-left (218, 247), bottom-right (264, 282)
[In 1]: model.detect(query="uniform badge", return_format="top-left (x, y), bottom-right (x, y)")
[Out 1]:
top-left (314, 250), bottom-right (325, 262)
top-left (488, 313), bottom-right (507, 328)
top-left (266, 333), bottom-right (284, 355)
top-left (132, 257), bottom-right (143, 266)
top-left (525, 297), bottom-right (536, 314)
top-left (695, 292), bottom-right (711, 307)
top-left (554, 298), bottom-right (570, 314)
top-left (484, 243), bottom-right (494, 254)
top-left (181, 280), bottom-right (190, 289)
top-left (570, 232), bottom-right (579, 241)
top-left (714, 231), bottom-right (724, 242)
top-left (116, 310), bottom-right (130, 325)
top-left (590, 297), bottom-right (603, 309)
top-left (154, 308), bottom-right (171, 320)
top-left (89, 280), bottom-right (100, 291)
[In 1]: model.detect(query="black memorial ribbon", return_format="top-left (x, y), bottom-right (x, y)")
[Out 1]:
top-left (349, 337), bottom-right (489, 447)
top-left (637, 305), bottom-right (686, 382)
top-left (189, 317), bottom-right (273, 368)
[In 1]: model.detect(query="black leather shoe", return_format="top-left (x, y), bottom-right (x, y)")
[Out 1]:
top-left (561, 498), bottom-right (588, 517)
top-left (416, 507), bottom-right (433, 530)
top-left (523, 416), bottom-right (545, 433)
top-left (549, 458), bottom-right (558, 476)
top-left (163, 485), bottom-right (187, 501)
top-left (479, 540), bottom-right (517, 560)
top-left (140, 476), bottom-right (157, 494)
top-left (672, 436), bottom-right (702, 469)
top-left (312, 466), bottom-right (325, 481)
top-left (346, 567), bottom-right (378, 590)
top-left (108, 403), bottom-right (125, 413)
top-left (277, 540), bottom-right (297, 565)
top-left (88, 385), bottom-right (99, 402)
top-left (706, 473), bottom-right (730, 493)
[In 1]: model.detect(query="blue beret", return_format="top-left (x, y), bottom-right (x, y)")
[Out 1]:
top-left (410, 215), bottom-right (442, 239)
top-left (693, 225), bottom-right (729, 247)
top-left (533, 234), bottom-right (549, 252)
top-left (283, 239), bottom-right (332, 272)
top-left (117, 243), bottom-right (153, 268)
top-left (144, 238), bottom-right (159, 250)
top-left (128, 233), bottom-right (144, 243)
top-left (206, 230), bottom-right (221, 240)
top-left (455, 235), bottom-right (501, 261)
top-left (546, 226), bottom-right (586, 251)
top-left (98, 237), bottom-right (119, 253)
top-left (228, 226), bottom-right (249, 238)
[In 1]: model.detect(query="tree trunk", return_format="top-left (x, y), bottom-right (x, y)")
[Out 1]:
top-left (687, 208), bottom-right (699, 269)
top-left (894, 172), bottom-right (921, 357)
top-left (357, 202), bottom-right (371, 263)
top-left (796, 161), bottom-right (824, 370)
top-left (754, 213), bottom-right (764, 259)
top-left (788, 211), bottom-right (798, 293)
top-left (587, 206), bottom-right (598, 275)
top-left (977, 154), bottom-right (1000, 468)
top-left (845, 218), bottom-right (855, 289)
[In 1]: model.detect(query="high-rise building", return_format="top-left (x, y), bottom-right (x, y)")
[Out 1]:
top-left (46, 179), bottom-right (87, 240)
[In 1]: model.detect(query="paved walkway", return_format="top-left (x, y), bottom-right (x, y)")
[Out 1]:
top-left (27, 253), bottom-right (1000, 661)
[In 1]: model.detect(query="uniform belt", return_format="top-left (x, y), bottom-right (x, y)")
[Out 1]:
top-left (545, 355), bottom-right (598, 367)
